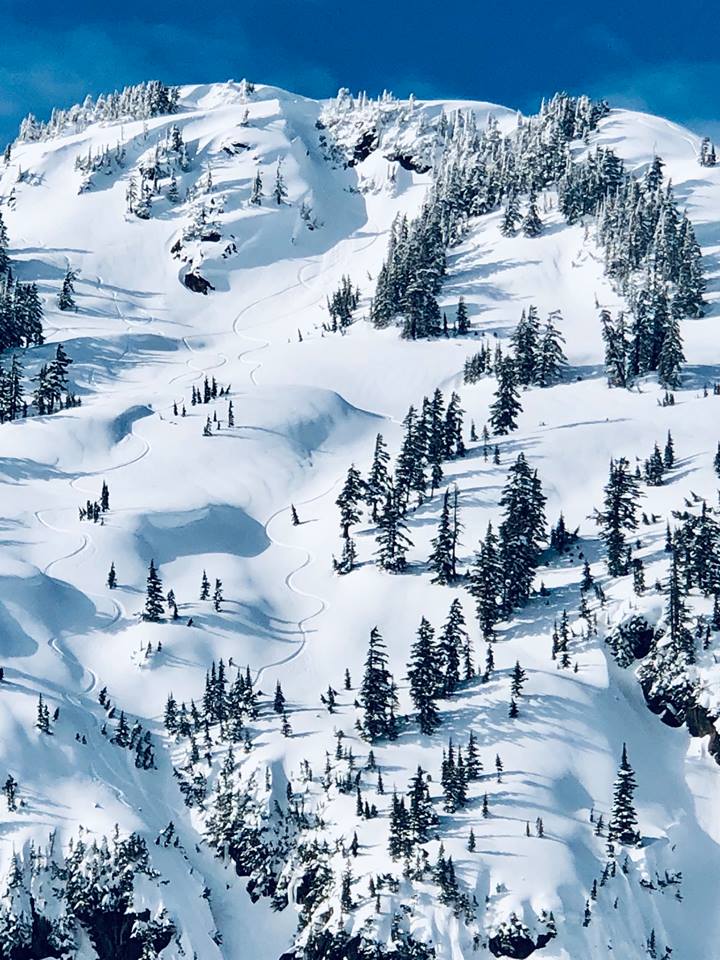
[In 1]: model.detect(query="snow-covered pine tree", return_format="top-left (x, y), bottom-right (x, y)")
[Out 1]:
top-left (498, 454), bottom-right (546, 612)
top-left (537, 312), bottom-right (568, 386)
top-left (336, 463), bottom-right (364, 537)
top-left (438, 598), bottom-right (467, 695)
top-left (359, 627), bottom-right (397, 741)
top-left (407, 617), bottom-right (441, 734)
top-left (608, 743), bottom-right (639, 845)
top-left (595, 458), bottom-right (640, 576)
top-left (375, 484), bottom-right (413, 572)
top-left (365, 433), bottom-right (390, 520)
top-left (143, 559), bottom-right (164, 621)
top-left (250, 170), bottom-right (263, 205)
top-left (490, 356), bottom-right (522, 435)
top-left (521, 188), bottom-right (543, 237)
top-left (273, 159), bottom-right (288, 205)
top-left (468, 522), bottom-right (501, 640)
top-left (429, 488), bottom-right (457, 584)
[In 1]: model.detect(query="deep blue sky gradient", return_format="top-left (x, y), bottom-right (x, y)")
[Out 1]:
top-left (1, 0), bottom-right (718, 143)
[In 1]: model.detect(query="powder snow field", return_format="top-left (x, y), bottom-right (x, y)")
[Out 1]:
top-left (0, 81), bottom-right (719, 958)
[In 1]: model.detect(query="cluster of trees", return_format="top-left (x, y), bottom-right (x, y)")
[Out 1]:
top-left (165, 660), bottom-right (258, 749)
top-left (0, 212), bottom-right (44, 352)
top-left (464, 307), bottom-right (566, 391)
top-left (626, 501), bottom-right (720, 725)
top-left (370, 206), bottom-right (446, 338)
top-left (468, 453), bottom-right (547, 637)
top-left (510, 307), bottom-right (567, 386)
top-left (189, 375), bottom-right (230, 406)
top-left (326, 275), bottom-right (360, 331)
top-left (0, 832), bottom-right (175, 959)
top-left (406, 602), bottom-right (472, 733)
top-left (127, 124), bottom-right (193, 219)
top-left (370, 93), bottom-right (608, 339)
top-left (79, 480), bottom-right (110, 522)
top-left (368, 90), bottom-right (704, 392)
top-left (98, 687), bottom-right (156, 769)
top-left (585, 155), bottom-right (704, 387)
top-left (333, 389), bottom-right (466, 574)
top-left (18, 80), bottom-right (180, 142)
top-left (642, 432), bottom-right (675, 486)
top-left (74, 141), bottom-right (127, 192)
top-left (33, 344), bottom-right (78, 415)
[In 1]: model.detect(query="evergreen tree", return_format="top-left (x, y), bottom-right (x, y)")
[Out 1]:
top-left (58, 268), bottom-right (79, 311)
top-left (429, 488), bottom-right (458, 584)
top-left (107, 562), bottom-right (117, 589)
top-left (143, 559), bottom-right (164, 622)
top-left (213, 579), bottom-right (223, 612)
top-left (250, 169), bottom-right (263, 205)
top-left (336, 463), bottom-right (364, 537)
top-left (333, 535), bottom-right (357, 575)
top-left (596, 458), bottom-right (640, 576)
top-left (365, 434), bottom-right (390, 520)
top-left (375, 484), bottom-right (413, 572)
top-left (657, 312), bottom-right (684, 388)
top-left (601, 310), bottom-right (630, 388)
top-left (501, 192), bottom-right (521, 236)
top-left (608, 743), bottom-right (639, 845)
top-left (456, 297), bottom-right (470, 334)
top-left (36, 694), bottom-right (51, 734)
top-left (200, 570), bottom-right (210, 600)
top-left (3, 774), bottom-right (17, 812)
top-left (537, 313), bottom-right (567, 386)
top-left (360, 628), bottom-right (396, 741)
top-left (407, 617), bottom-right (441, 734)
top-left (490, 357), bottom-right (522, 435)
top-left (407, 766), bottom-right (435, 843)
top-left (388, 792), bottom-right (411, 859)
top-left (511, 306), bottom-right (541, 386)
top-left (469, 522), bottom-right (501, 640)
top-left (273, 681), bottom-right (286, 714)
top-left (438, 598), bottom-right (467, 695)
top-left (273, 159), bottom-right (288, 204)
top-left (521, 188), bottom-right (543, 237)
top-left (510, 661), bottom-right (527, 697)
top-left (498, 454), bottom-right (546, 611)
top-left (663, 431), bottom-right (674, 469)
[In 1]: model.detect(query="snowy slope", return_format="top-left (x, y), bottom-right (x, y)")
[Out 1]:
top-left (0, 81), bottom-right (719, 960)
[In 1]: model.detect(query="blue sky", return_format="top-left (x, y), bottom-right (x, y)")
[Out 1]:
top-left (1, 0), bottom-right (718, 143)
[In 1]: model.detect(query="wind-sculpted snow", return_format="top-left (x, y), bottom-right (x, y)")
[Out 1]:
top-left (0, 79), bottom-right (717, 960)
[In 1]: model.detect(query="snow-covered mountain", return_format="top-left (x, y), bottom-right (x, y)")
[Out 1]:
top-left (0, 78), bottom-right (719, 960)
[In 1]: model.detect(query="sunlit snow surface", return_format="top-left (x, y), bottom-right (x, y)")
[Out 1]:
top-left (1, 82), bottom-right (719, 958)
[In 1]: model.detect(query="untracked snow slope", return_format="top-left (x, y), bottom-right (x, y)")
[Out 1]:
top-left (0, 81), bottom-right (718, 960)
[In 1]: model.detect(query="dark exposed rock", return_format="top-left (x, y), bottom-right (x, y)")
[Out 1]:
top-left (347, 129), bottom-right (379, 166)
top-left (222, 141), bottom-right (249, 155)
top-left (84, 908), bottom-right (174, 960)
top-left (488, 914), bottom-right (555, 959)
top-left (183, 272), bottom-right (215, 295)
top-left (384, 151), bottom-right (432, 173)
top-left (686, 703), bottom-right (716, 738)
top-left (640, 681), bottom-right (686, 728)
